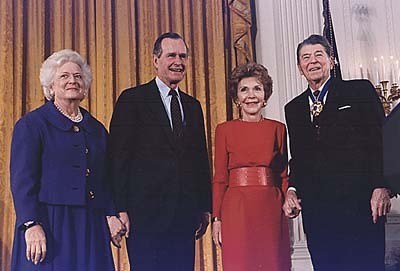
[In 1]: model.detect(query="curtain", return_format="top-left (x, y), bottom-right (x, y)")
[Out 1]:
top-left (0, 0), bottom-right (255, 270)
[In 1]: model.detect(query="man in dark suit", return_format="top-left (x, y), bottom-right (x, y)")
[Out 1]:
top-left (108, 32), bottom-right (211, 271)
top-left (384, 104), bottom-right (400, 195)
top-left (283, 34), bottom-right (391, 271)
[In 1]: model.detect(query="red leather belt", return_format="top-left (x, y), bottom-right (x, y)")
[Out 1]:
top-left (229, 167), bottom-right (275, 187)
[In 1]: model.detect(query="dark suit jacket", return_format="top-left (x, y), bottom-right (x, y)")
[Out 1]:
top-left (383, 104), bottom-right (400, 195)
top-left (285, 78), bottom-right (386, 209)
top-left (108, 79), bottom-right (211, 233)
top-left (10, 101), bottom-right (114, 228)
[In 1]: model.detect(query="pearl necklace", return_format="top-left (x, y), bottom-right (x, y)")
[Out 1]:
top-left (54, 101), bottom-right (83, 123)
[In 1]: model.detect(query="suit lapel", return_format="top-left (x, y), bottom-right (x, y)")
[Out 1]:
top-left (298, 90), bottom-right (313, 127)
top-left (319, 78), bottom-right (340, 121)
top-left (144, 80), bottom-right (175, 145)
top-left (180, 92), bottom-right (191, 135)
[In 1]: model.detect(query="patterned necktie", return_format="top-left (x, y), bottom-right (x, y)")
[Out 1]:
top-left (312, 89), bottom-right (321, 140)
top-left (169, 89), bottom-right (183, 139)
top-left (313, 90), bottom-right (320, 99)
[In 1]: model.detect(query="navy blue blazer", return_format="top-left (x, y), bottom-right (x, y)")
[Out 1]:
top-left (10, 101), bottom-right (114, 227)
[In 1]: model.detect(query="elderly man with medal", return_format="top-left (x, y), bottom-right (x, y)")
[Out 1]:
top-left (283, 34), bottom-right (392, 271)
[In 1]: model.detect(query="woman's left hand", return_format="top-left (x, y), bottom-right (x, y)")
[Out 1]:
top-left (106, 216), bottom-right (126, 248)
top-left (212, 221), bottom-right (222, 248)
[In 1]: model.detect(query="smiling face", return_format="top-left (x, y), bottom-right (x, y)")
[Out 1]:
top-left (297, 44), bottom-right (333, 89)
top-left (153, 38), bottom-right (188, 89)
top-left (52, 61), bottom-right (86, 103)
top-left (236, 76), bottom-right (265, 120)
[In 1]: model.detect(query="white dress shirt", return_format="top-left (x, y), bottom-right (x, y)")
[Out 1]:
top-left (155, 76), bottom-right (185, 129)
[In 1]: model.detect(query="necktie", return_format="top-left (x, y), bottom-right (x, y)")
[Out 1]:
top-left (312, 89), bottom-right (321, 140)
top-left (313, 90), bottom-right (320, 99)
top-left (169, 89), bottom-right (183, 139)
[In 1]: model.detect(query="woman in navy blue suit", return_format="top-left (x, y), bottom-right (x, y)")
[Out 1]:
top-left (10, 49), bottom-right (125, 271)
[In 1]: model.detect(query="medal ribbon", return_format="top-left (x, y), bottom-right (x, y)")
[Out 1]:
top-left (309, 78), bottom-right (332, 104)
top-left (309, 78), bottom-right (332, 117)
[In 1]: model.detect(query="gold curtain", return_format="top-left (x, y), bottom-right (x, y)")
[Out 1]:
top-left (0, 0), bottom-right (255, 270)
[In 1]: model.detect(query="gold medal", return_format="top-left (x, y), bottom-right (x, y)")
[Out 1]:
top-left (311, 101), bottom-right (324, 117)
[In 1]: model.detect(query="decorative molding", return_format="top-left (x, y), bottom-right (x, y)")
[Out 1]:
top-left (229, 0), bottom-right (254, 63)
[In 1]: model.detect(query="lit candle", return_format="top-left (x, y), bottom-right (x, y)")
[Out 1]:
top-left (381, 56), bottom-right (386, 81)
top-left (396, 60), bottom-right (400, 83)
top-left (359, 64), bottom-right (364, 79)
top-left (390, 56), bottom-right (395, 83)
top-left (374, 57), bottom-right (380, 84)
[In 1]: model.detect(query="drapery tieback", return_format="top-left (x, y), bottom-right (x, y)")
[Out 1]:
top-left (229, 167), bottom-right (275, 187)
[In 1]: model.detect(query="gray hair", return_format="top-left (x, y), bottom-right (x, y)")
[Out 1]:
top-left (40, 49), bottom-right (92, 101)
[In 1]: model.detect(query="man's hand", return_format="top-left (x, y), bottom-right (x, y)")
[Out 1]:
top-left (25, 224), bottom-right (46, 265)
top-left (283, 190), bottom-right (302, 218)
top-left (106, 216), bottom-right (126, 248)
top-left (212, 221), bottom-right (222, 248)
top-left (371, 188), bottom-right (391, 223)
top-left (195, 212), bottom-right (210, 240)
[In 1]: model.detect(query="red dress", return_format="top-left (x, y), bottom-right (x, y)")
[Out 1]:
top-left (212, 119), bottom-right (291, 271)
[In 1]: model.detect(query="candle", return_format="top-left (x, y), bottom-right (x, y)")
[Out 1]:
top-left (381, 56), bottom-right (386, 81)
top-left (374, 57), bottom-right (380, 84)
top-left (396, 60), bottom-right (400, 83)
top-left (390, 56), bottom-right (395, 83)
top-left (359, 64), bottom-right (364, 79)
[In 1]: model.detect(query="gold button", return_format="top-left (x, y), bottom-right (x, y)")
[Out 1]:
top-left (86, 168), bottom-right (91, 177)
top-left (72, 125), bottom-right (80, 132)
top-left (89, 190), bottom-right (95, 199)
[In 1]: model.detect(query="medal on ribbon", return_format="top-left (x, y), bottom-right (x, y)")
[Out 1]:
top-left (309, 78), bottom-right (332, 117)
top-left (311, 100), bottom-right (323, 117)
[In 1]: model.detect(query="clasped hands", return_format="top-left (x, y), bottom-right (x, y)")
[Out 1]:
top-left (107, 212), bottom-right (130, 248)
top-left (282, 190), bottom-right (302, 219)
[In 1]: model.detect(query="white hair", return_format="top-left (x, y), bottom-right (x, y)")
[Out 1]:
top-left (39, 49), bottom-right (92, 101)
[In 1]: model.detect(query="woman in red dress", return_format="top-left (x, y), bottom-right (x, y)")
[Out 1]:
top-left (212, 62), bottom-right (291, 271)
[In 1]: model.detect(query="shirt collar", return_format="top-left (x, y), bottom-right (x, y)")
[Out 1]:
top-left (309, 76), bottom-right (331, 92)
top-left (155, 76), bottom-right (180, 98)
